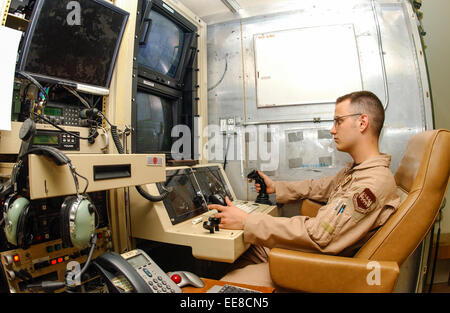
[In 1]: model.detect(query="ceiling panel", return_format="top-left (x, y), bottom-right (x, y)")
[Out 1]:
top-left (178, 0), bottom-right (289, 18)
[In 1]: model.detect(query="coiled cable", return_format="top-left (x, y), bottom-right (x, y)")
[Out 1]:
top-left (109, 125), bottom-right (170, 202)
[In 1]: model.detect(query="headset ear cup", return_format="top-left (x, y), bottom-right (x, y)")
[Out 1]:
top-left (70, 197), bottom-right (96, 250)
top-left (4, 196), bottom-right (30, 248)
top-left (16, 202), bottom-right (32, 249)
top-left (60, 196), bottom-right (77, 248)
top-left (61, 196), bottom-right (95, 249)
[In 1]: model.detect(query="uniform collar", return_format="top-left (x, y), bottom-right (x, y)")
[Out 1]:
top-left (345, 154), bottom-right (391, 173)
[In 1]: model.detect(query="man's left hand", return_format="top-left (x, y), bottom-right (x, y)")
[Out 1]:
top-left (207, 196), bottom-right (248, 230)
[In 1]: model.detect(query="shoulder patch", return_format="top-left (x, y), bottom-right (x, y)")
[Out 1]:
top-left (353, 188), bottom-right (377, 214)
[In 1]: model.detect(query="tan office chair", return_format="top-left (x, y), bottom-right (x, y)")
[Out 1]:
top-left (268, 129), bottom-right (450, 292)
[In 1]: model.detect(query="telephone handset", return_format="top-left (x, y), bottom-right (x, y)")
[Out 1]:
top-left (93, 249), bottom-right (182, 293)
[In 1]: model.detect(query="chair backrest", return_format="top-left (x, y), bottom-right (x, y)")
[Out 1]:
top-left (355, 129), bottom-right (450, 265)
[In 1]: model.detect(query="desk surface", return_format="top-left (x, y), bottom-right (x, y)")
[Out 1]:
top-left (182, 278), bottom-right (275, 293)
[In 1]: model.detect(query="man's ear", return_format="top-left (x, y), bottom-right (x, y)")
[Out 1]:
top-left (359, 114), bottom-right (369, 133)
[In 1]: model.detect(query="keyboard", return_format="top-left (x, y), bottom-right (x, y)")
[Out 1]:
top-left (233, 200), bottom-right (260, 213)
top-left (206, 284), bottom-right (262, 293)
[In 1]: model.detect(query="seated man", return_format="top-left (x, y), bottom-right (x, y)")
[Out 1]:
top-left (208, 91), bottom-right (401, 288)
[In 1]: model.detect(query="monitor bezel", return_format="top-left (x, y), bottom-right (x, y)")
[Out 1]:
top-left (17, 0), bottom-right (129, 91)
top-left (135, 0), bottom-right (197, 90)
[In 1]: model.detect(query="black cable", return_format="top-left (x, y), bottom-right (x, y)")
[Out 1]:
top-left (99, 111), bottom-right (113, 127)
top-left (223, 135), bottom-right (231, 171)
top-left (136, 184), bottom-right (170, 202)
top-left (74, 170), bottom-right (89, 195)
top-left (428, 198), bottom-right (444, 293)
top-left (423, 223), bottom-right (435, 291)
top-left (109, 125), bottom-right (169, 202)
top-left (15, 71), bottom-right (48, 105)
top-left (69, 235), bottom-right (98, 286)
top-left (68, 164), bottom-right (80, 197)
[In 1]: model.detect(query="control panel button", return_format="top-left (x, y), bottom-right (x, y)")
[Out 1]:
top-left (171, 274), bottom-right (181, 284)
top-left (6, 270), bottom-right (15, 281)
top-left (3, 255), bottom-right (13, 266)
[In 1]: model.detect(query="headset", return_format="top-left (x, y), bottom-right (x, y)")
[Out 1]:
top-left (2, 119), bottom-right (98, 250)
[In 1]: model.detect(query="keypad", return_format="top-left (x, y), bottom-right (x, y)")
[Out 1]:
top-left (138, 266), bottom-right (176, 293)
top-left (63, 107), bottom-right (80, 126)
top-left (61, 133), bottom-right (76, 144)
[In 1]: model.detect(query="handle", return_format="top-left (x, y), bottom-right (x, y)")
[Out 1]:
top-left (139, 18), bottom-right (153, 46)
top-left (139, 0), bottom-right (153, 46)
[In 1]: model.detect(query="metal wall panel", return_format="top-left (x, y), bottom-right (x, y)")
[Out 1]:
top-left (206, 0), bottom-right (431, 204)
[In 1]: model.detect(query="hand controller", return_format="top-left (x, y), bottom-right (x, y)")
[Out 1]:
top-left (247, 170), bottom-right (272, 205)
top-left (203, 216), bottom-right (221, 234)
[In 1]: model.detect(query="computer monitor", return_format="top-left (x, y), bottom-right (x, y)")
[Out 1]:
top-left (17, 0), bottom-right (129, 95)
top-left (156, 169), bottom-right (207, 225)
top-left (137, 0), bottom-right (197, 90)
top-left (193, 166), bottom-right (234, 204)
top-left (135, 90), bottom-right (175, 155)
top-left (132, 77), bottom-right (189, 160)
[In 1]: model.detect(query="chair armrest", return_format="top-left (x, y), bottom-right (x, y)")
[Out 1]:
top-left (301, 199), bottom-right (323, 217)
top-left (269, 248), bottom-right (399, 293)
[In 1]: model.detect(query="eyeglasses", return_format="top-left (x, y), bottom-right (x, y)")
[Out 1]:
top-left (333, 113), bottom-right (362, 127)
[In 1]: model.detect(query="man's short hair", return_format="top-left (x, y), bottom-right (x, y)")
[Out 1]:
top-left (336, 91), bottom-right (385, 137)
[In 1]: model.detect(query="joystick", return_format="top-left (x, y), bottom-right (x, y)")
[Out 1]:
top-left (203, 216), bottom-right (221, 234)
top-left (247, 170), bottom-right (272, 205)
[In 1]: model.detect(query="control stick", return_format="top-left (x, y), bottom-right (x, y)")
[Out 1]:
top-left (203, 216), bottom-right (221, 234)
top-left (247, 170), bottom-right (272, 205)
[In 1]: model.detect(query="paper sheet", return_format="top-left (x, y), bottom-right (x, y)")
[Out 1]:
top-left (0, 26), bottom-right (23, 131)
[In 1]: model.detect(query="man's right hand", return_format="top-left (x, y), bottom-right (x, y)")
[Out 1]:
top-left (248, 170), bottom-right (276, 194)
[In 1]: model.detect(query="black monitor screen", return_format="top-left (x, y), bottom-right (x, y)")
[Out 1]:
top-left (18, 0), bottom-right (129, 89)
top-left (156, 169), bottom-right (207, 224)
top-left (138, 10), bottom-right (184, 78)
top-left (193, 166), bottom-right (234, 204)
top-left (135, 90), bottom-right (174, 154)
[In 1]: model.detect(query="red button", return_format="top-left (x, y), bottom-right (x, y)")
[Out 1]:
top-left (153, 157), bottom-right (158, 164)
top-left (171, 274), bottom-right (181, 284)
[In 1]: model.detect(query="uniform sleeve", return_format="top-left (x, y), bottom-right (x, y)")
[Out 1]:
top-left (244, 170), bottom-right (399, 255)
top-left (274, 168), bottom-right (345, 203)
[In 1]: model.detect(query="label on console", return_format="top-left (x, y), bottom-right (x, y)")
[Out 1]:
top-left (32, 256), bottom-right (50, 264)
top-left (142, 80), bottom-right (155, 87)
top-left (147, 156), bottom-right (163, 166)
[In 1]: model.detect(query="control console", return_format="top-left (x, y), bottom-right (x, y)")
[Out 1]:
top-left (130, 164), bottom-right (279, 263)
top-left (0, 227), bottom-right (112, 293)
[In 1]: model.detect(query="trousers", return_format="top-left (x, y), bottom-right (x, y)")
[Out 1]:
top-left (220, 245), bottom-right (275, 288)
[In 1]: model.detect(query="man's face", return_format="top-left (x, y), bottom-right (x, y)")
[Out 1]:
top-left (330, 99), bottom-right (361, 152)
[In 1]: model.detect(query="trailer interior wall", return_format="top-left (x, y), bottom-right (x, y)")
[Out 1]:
top-left (204, 0), bottom-right (433, 292)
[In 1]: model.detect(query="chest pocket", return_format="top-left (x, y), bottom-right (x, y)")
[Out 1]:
top-left (308, 200), bottom-right (353, 247)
